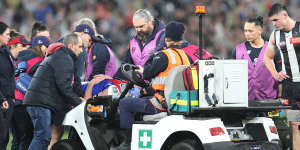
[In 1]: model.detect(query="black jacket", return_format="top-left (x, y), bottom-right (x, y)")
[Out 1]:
top-left (57, 37), bottom-right (85, 96)
top-left (24, 47), bottom-right (81, 114)
top-left (0, 46), bottom-right (15, 103)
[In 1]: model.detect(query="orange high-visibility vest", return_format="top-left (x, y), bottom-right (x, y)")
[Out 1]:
top-left (150, 48), bottom-right (190, 111)
top-left (151, 48), bottom-right (190, 91)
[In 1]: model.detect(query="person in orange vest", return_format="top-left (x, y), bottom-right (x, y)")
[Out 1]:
top-left (113, 21), bottom-right (190, 150)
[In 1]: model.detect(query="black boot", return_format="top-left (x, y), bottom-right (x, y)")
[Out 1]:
top-left (111, 129), bottom-right (131, 150)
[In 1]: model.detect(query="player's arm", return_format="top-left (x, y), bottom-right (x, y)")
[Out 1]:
top-left (264, 31), bottom-right (289, 81)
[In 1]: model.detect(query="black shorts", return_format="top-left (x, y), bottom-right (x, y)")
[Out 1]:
top-left (282, 79), bottom-right (300, 109)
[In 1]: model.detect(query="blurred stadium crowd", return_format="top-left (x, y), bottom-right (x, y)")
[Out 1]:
top-left (0, 0), bottom-right (300, 59)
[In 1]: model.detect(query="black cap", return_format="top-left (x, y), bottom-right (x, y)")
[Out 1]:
top-left (165, 21), bottom-right (185, 42)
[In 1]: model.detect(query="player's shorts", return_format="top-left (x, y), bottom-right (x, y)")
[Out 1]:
top-left (282, 79), bottom-right (300, 108)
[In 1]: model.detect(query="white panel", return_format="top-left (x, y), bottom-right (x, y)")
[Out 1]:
top-left (198, 60), bottom-right (248, 108)
top-left (198, 60), bottom-right (216, 107)
top-left (222, 61), bottom-right (248, 105)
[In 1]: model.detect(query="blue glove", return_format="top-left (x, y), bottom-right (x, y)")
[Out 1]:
top-left (127, 87), bottom-right (141, 98)
top-left (15, 62), bottom-right (27, 76)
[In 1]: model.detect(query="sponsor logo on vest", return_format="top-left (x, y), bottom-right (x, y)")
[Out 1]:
top-left (149, 49), bottom-right (154, 55)
top-left (149, 46), bottom-right (154, 55)
top-left (290, 37), bottom-right (300, 44)
top-left (254, 58), bottom-right (258, 66)
top-left (138, 130), bottom-right (152, 149)
top-left (247, 50), bottom-right (251, 54)
top-left (132, 47), bottom-right (136, 53)
top-left (205, 61), bottom-right (215, 65)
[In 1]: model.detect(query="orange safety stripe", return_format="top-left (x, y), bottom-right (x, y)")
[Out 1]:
top-left (154, 93), bottom-right (165, 103)
top-left (149, 96), bottom-right (166, 111)
top-left (152, 48), bottom-right (190, 91)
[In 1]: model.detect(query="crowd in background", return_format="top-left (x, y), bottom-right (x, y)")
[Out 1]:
top-left (0, 0), bottom-right (300, 59)
top-left (1, 1), bottom-right (300, 150)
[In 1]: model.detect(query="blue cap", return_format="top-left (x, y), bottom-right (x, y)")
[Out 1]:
top-left (31, 36), bottom-right (51, 47)
top-left (74, 24), bottom-right (101, 41)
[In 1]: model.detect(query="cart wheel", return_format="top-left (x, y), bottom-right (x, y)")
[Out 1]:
top-left (51, 139), bottom-right (85, 150)
top-left (170, 139), bottom-right (202, 150)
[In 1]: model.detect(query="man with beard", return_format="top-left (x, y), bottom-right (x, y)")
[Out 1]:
top-left (112, 21), bottom-right (190, 150)
top-left (114, 9), bottom-right (165, 79)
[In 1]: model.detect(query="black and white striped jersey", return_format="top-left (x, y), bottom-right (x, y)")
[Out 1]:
top-left (275, 22), bottom-right (300, 82)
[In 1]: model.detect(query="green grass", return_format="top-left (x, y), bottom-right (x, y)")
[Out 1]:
top-left (6, 133), bottom-right (12, 150)
top-left (6, 131), bottom-right (69, 150)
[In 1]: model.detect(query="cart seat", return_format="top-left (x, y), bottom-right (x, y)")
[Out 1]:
top-left (143, 112), bottom-right (168, 121)
top-left (164, 65), bottom-right (189, 106)
top-left (143, 65), bottom-right (188, 121)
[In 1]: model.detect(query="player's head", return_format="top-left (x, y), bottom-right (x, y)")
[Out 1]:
top-left (165, 21), bottom-right (185, 47)
top-left (268, 3), bottom-right (290, 30)
top-left (244, 16), bottom-right (263, 42)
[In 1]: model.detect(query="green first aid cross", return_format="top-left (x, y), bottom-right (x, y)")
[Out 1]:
top-left (138, 130), bottom-right (152, 149)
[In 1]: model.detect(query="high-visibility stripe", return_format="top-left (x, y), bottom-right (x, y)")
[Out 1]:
top-left (152, 77), bottom-right (166, 84)
top-left (149, 97), bottom-right (166, 111)
top-left (191, 67), bottom-right (198, 89)
top-left (152, 48), bottom-right (190, 91)
top-left (166, 49), bottom-right (176, 64)
top-left (170, 99), bottom-right (199, 106)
